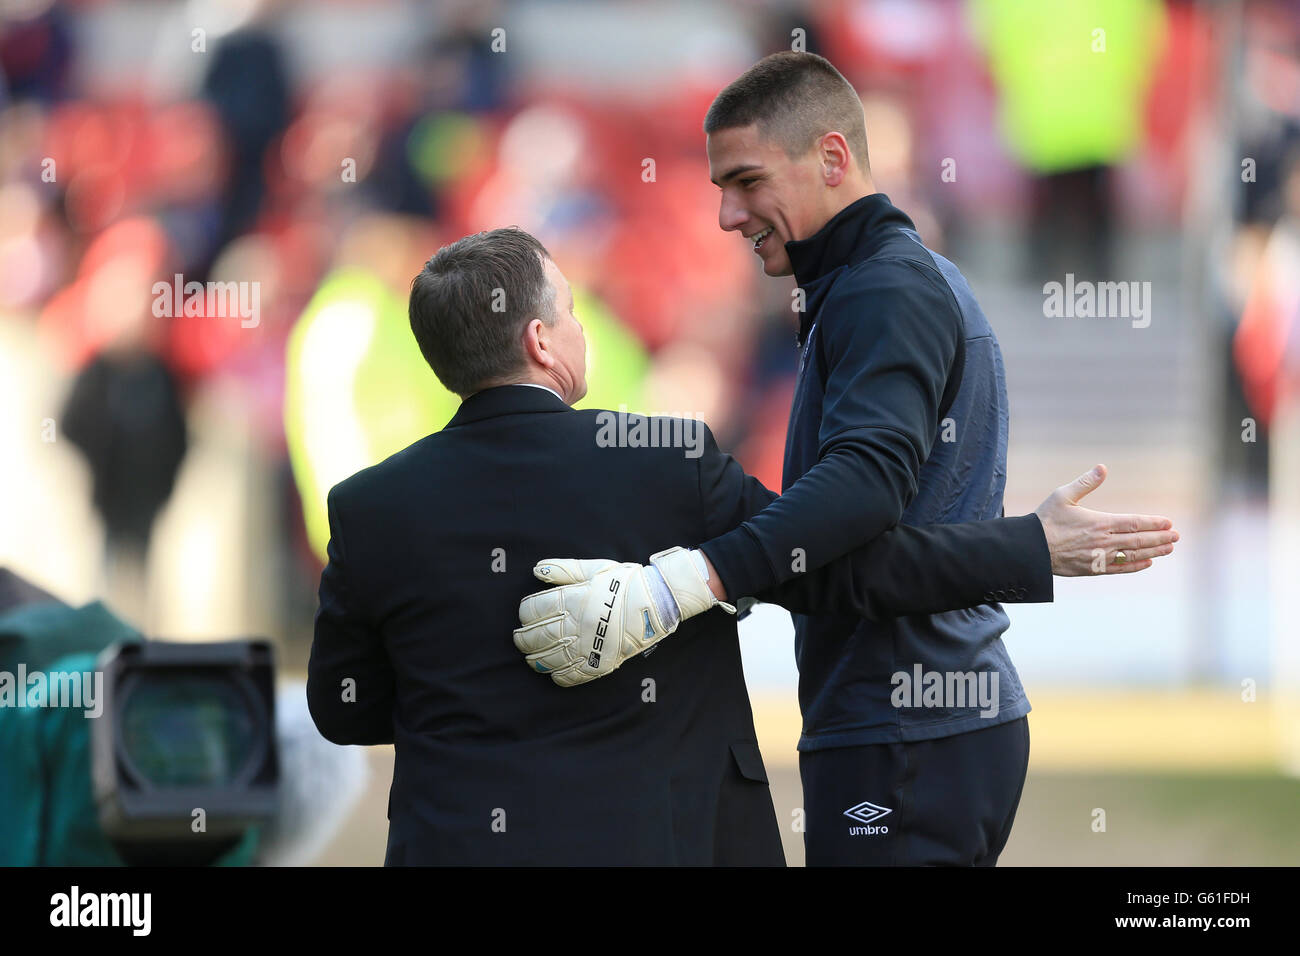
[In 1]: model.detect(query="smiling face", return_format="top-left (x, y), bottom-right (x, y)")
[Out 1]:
top-left (708, 124), bottom-right (842, 278)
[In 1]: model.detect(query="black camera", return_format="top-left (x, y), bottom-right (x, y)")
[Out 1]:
top-left (91, 639), bottom-right (279, 866)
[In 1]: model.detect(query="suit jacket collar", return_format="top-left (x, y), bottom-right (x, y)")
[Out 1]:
top-left (445, 384), bottom-right (573, 428)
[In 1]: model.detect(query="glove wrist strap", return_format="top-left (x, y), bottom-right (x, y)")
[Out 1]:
top-left (650, 547), bottom-right (737, 617)
top-left (642, 565), bottom-right (682, 632)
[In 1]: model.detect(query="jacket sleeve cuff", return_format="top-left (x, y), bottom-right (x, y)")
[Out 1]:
top-left (697, 524), bottom-right (778, 600)
top-left (991, 513), bottom-right (1054, 604)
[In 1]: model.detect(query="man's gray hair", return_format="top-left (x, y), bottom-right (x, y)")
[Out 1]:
top-left (409, 227), bottom-right (555, 396)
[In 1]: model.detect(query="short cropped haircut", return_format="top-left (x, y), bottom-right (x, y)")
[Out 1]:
top-left (704, 52), bottom-right (870, 169)
top-left (409, 228), bottom-right (554, 397)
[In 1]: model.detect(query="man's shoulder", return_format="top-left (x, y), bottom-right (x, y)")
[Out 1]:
top-left (570, 407), bottom-right (717, 468)
top-left (821, 250), bottom-right (963, 340)
top-left (573, 405), bottom-right (715, 433)
top-left (329, 409), bottom-right (716, 504)
top-left (329, 431), bottom-right (444, 504)
top-left (839, 239), bottom-right (955, 299)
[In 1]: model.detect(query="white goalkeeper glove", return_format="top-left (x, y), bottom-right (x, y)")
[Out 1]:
top-left (513, 547), bottom-right (736, 687)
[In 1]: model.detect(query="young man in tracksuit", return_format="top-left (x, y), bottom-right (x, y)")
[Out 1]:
top-left (513, 52), bottom-right (1177, 865)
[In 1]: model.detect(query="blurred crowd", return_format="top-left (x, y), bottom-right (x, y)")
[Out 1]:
top-left (0, 0), bottom-right (1296, 653)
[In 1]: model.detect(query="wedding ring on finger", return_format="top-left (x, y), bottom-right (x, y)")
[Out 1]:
top-left (1112, 550), bottom-right (1128, 565)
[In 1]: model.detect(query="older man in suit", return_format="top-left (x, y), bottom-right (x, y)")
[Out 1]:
top-left (305, 227), bottom-right (1172, 866)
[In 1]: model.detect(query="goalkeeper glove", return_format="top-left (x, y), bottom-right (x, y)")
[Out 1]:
top-left (513, 547), bottom-right (736, 687)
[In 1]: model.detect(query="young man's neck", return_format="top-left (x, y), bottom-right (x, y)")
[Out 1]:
top-left (817, 175), bottom-right (876, 230)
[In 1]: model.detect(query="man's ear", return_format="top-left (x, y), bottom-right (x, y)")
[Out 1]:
top-left (817, 132), bottom-right (850, 187)
top-left (521, 318), bottom-right (553, 369)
